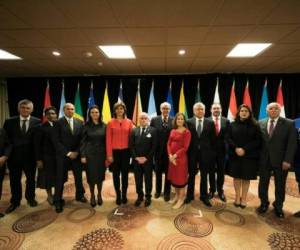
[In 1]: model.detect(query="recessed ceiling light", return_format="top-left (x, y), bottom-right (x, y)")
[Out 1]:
top-left (178, 49), bottom-right (186, 55)
top-left (0, 49), bottom-right (21, 60)
top-left (97, 62), bottom-right (103, 66)
top-left (226, 43), bottom-right (272, 57)
top-left (52, 51), bottom-right (61, 57)
top-left (98, 45), bottom-right (136, 59)
top-left (84, 52), bottom-right (93, 57)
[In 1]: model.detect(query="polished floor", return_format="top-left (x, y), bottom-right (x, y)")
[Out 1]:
top-left (0, 171), bottom-right (299, 250)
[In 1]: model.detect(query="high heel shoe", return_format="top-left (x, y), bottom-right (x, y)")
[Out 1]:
top-left (233, 202), bottom-right (240, 207)
top-left (240, 204), bottom-right (246, 209)
top-left (90, 196), bottom-right (96, 207)
top-left (172, 199), bottom-right (184, 209)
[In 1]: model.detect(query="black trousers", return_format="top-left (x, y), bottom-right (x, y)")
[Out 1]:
top-left (112, 149), bottom-right (130, 197)
top-left (187, 149), bottom-right (214, 200)
top-left (54, 156), bottom-right (84, 204)
top-left (209, 154), bottom-right (226, 194)
top-left (154, 155), bottom-right (171, 197)
top-left (258, 161), bottom-right (288, 210)
top-left (133, 162), bottom-right (153, 200)
top-left (0, 164), bottom-right (5, 200)
top-left (7, 161), bottom-right (36, 205)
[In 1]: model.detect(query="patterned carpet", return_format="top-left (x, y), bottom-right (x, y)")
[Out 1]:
top-left (0, 172), bottom-right (299, 250)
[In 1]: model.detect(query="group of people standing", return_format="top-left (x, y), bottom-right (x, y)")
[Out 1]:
top-left (0, 98), bottom-right (299, 219)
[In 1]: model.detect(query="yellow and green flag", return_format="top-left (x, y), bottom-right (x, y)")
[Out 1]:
top-left (179, 81), bottom-right (188, 118)
top-left (74, 82), bottom-right (84, 121)
top-left (102, 82), bottom-right (111, 123)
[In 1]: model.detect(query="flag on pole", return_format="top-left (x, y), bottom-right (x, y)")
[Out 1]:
top-left (42, 80), bottom-right (52, 123)
top-left (118, 80), bottom-right (123, 102)
top-left (74, 82), bottom-right (84, 121)
top-left (243, 80), bottom-right (252, 109)
top-left (179, 81), bottom-right (188, 117)
top-left (59, 81), bottom-right (66, 118)
top-left (259, 79), bottom-right (269, 120)
top-left (147, 80), bottom-right (157, 119)
top-left (195, 79), bottom-right (201, 102)
top-left (166, 79), bottom-right (175, 117)
top-left (88, 81), bottom-right (95, 109)
top-left (276, 79), bottom-right (286, 118)
top-left (213, 78), bottom-right (220, 103)
top-left (132, 80), bottom-right (143, 126)
top-left (102, 82), bottom-right (111, 123)
top-left (227, 81), bottom-right (237, 122)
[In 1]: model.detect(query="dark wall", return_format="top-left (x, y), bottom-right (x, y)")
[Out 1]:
top-left (6, 73), bottom-right (300, 120)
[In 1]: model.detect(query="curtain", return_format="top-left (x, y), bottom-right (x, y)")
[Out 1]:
top-left (0, 79), bottom-right (9, 126)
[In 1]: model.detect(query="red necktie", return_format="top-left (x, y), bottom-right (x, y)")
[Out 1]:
top-left (215, 117), bottom-right (219, 135)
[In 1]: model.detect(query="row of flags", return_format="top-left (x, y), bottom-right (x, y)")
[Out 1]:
top-left (42, 79), bottom-right (286, 125)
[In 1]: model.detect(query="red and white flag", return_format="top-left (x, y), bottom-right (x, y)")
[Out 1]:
top-left (276, 79), bottom-right (286, 118)
top-left (243, 80), bottom-right (252, 109)
top-left (227, 81), bottom-right (237, 122)
top-left (42, 81), bottom-right (52, 123)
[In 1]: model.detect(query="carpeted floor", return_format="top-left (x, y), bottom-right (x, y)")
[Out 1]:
top-left (0, 171), bottom-right (299, 250)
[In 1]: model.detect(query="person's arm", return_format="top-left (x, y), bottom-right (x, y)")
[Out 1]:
top-left (146, 128), bottom-right (157, 161)
top-left (106, 121), bottom-right (113, 162)
top-left (80, 126), bottom-right (88, 163)
top-left (284, 121), bottom-right (298, 164)
top-left (175, 130), bottom-right (191, 158)
top-left (243, 125), bottom-right (262, 153)
top-left (129, 129), bottom-right (137, 159)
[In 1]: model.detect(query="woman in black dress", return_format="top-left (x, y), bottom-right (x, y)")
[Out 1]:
top-left (227, 104), bottom-right (261, 208)
top-left (80, 105), bottom-right (106, 207)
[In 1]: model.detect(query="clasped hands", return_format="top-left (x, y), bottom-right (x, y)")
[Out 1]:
top-left (235, 147), bottom-right (245, 157)
top-left (169, 154), bottom-right (177, 165)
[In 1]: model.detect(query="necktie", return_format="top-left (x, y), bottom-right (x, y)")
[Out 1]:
top-left (215, 117), bottom-right (220, 135)
top-left (141, 127), bottom-right (146, 136)
top-left (162, 118), bottom-right (168, 128)
top-left (68, 119), bottom-right (73, 133)
top-left (197, 119), bottom-right (202, 137)
top-left (21, 120), bottom-right (27, 134)
top-left (269, 119), bottom-right (275, 137)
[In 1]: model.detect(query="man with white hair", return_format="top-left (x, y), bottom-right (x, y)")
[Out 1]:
top-left (150, 102), bottom-right (173, 201)
top-left (3, 99), bottom-right (41, 213)
top-left (129, 112), bottom-right (157, 207)
top-left (185, 102), bottom-right (217, 207)
top-left (257, 102), bottom-right (297, 218)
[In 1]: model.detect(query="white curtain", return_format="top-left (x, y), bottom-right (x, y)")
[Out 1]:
top-left (0, 79), bottom-right (10, 127)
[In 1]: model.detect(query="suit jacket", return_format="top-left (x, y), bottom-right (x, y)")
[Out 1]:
top-left (187, 117), bottom-right (217, 164)
top-left (208, 116), bottom-right (230, 155)
top-left (129, 126), bottom-right (157, 162)
top-left (259, 117), bottom-right (297, 168)
top-left (150, 116), bottom-right (173, 160)
top-left (56, 117), bottom-right (84, 156)
top-left (0, 128), bottom-right (11, 158)
top-left (3, 116), bottom-right (41, 164)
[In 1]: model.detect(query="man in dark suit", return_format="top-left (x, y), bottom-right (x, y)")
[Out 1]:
top-left (185, 102), bottom-right (217, 207)
top-left (54, 103), bottom-right (86, 213)
top-left (130, 112), bottom-right (157, 207)
top-left (257, 102), bottom-right (297, 218)
top-left (0, 128), bottom-right (12, 217)
top-left (208, 103), bottom-right (229, 202)
top-left (34, 106), bottom-right (59, 206)
top-left (150, 102), bottom-right (173, 201)
top-left (293, 118), bottom-right (300, 217)
top-left (3, 99), bottom-right (41, 213)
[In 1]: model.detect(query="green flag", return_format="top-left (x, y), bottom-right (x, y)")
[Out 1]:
top-left (74, 83), bottom-right (84, 121)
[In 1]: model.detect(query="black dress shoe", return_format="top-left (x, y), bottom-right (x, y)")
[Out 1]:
top-left (294, 211), bottom-right (300, 217)
top-left (5, 204), bottom-right (19, 214)
top-left (55, 204), bottom-right (63, 213)
top-left (154, 193), bottom-right (160, 199)
top-left (97, 196), bottom-right (103, 206)
top-left (274, 209), bottom-right (284, 218)
top-left (28, 199), bottom-right (38, 207)
top-left (164, 195), bottom-right (170, 202)
top-left (76, 196), bottom-right (87, 203)
top-left (256, 203), bottom-right (269, 214)
top-left (116, 195), bottom-right (121, 205)
top-left (144, 199), bottom-right (151, 207)
top-left (208, 191), bottom-right (215, 199)
top-left (0, 213), bottom-right (4, 218)
top-left (200, 198), bottom-right (212, 207)
top-left (134, 199), bottom-right (143, 207)
top-left (218, 193), bottom-right (227, 202)
top-left (90, 196), bottom-right (96, 207)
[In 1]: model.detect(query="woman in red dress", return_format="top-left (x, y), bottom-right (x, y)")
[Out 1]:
top-left (167, 112), bottom-right (191, 209)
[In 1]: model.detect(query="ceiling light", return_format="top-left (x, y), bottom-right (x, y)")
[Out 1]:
top-left (97, 62), bottom-right (103, 66)
top-left (52, 51), bottom-right (61, 57)
top-left (178, 49), bottom-right (186, 55)
top-left (98, 45), bottom-right (136, 59)
top-left (226, 43), bottom-right (272, 57)
top-left (84, 52), bottom-right (93, 57)
top-left (0, 49), bottom-right (21, 60)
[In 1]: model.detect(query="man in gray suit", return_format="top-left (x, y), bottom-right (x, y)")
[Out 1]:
top-left (257, 102), bottom-right (297, 218)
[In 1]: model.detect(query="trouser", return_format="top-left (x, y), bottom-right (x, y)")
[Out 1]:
top-left (209, 154), bottom-right (225, 194)
top-left (133, 161), bottom-right (153, 200)
top-left (112, 149), bottom-right (130, 197)
top-left (154, 155), bottom-right (171, 197)
top-left (0, 164), bottom-right (5, 200)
